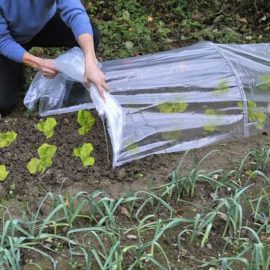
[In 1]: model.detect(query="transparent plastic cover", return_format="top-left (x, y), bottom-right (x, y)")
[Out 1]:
top-left (24, 42), bottom-right (270, 166)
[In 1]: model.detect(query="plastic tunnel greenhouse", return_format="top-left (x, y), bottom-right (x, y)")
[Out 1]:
top-left (24, 41), bottom-right (270, 167)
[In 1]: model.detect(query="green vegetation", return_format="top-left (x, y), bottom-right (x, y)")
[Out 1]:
top-left (83, 0), bottom-right (268, 60)
top-left (258, 74), bottom-right (270, 91)
top-left (0, 131), bottom-right (17, 148)
top-left (2, 148), bottom-right (270, 269)
top-left (73, 143), bottom-right (95, 166)
top-left (0, 131), bottom-right (17, 182)
top-left (0, 165), bottom-right (9, 181)
top-left (77, 110), bottom-right (95, 136)
top-left (27, 143), bottom-right (57, 174)
top-left (238, 101), bottom-right (267, 130)
top-left (203, 109), bottom-right (222, 132)
top-left (214, 80), bottom-right (230, 96)
top-left (158, 102), bottom-right (188, 114)
top-left (36, 117), bottom-right (57, 139)
top-left (39, 0), bottom-right (267, 62)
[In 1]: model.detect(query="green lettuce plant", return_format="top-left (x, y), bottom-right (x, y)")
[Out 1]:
top-left (0, 131), bottom-right (17, 148)
top-left (214, 80), bottom-right (229, 96)
top-left (36, 117), bottom-right (57, 138)
top-left (158, 102), bottom-right (188, 113)
top-left (0, 165), bottom-right (9, 181)
top-left (258, 74), bottom-right (270, 91)
top-left (203, 109), bottom-right (221, 132)
top-left (73, 143), bottom-right (95, 166)
top-left (77, 110), bottom-right (95, 135)
top-left (238, 101), bottom-right (267, 130)
top-left (127, 142), bottom-right (140, 153)
top-left (27, 143), bottom-right (57, 174)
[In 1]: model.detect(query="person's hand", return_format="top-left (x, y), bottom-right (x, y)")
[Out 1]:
top-left (83, 58), bottom-right (108, 100)
top-left (37, 59), bottom-right (59, 79)
top-left (22, 52), bottom-right (59, 79)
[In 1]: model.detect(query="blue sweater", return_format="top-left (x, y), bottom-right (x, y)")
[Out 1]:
top-left (0, 0), bottom-right (93, 63)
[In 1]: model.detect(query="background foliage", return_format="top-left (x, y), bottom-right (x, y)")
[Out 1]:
top-left (85, 0), bottom-right (270, 60)
top-left (34, 0), bottom-right (270, 62)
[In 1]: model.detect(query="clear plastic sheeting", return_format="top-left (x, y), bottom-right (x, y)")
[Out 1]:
top-left (24, 42), bottom-right (270, 166)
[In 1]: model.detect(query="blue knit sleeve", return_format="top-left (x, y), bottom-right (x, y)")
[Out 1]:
top-left (0, 15), bottom-right (26, 62)
top-left (56, 0), bottom-right (93, 40)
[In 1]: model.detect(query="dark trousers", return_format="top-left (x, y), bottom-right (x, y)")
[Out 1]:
top-left (0, 13), bottom-right (100, 114)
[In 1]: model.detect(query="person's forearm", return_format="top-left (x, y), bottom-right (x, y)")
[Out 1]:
top-left (77, 33), bottom-right (97, 64)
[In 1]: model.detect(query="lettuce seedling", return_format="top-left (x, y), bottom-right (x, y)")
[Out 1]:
top-left (258, 74), bottom-right (270, 91)
top-left (0, 165), bottom-right (9, 181)
top-left (36, 117), bottom-right (57, 138)
top-left (27, 143), bottom-right (57, 174)
top-left (214, 80), bottom-right (229, 96)
top-left (238, 101), bottom-right (267, 130)
top-left (73, 143), bottom-right (95, 166)
top-left (0, 131), bottom-right (17, 148)
top-left (203, 109), bottom-right (221, 133)
top-left (77, 110), bottom-right (95, 135)
top-left (158, 102), bottom-right (188, 113)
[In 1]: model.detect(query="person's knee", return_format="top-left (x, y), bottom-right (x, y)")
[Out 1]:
top-left (0, 57), bottom-right (22, 115)
top-left (0, 96), bottom-right (18, 115)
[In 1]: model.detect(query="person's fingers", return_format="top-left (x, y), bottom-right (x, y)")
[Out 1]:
top-left (83, 82), bottom-right (90, 89)
top-left (43, 73), bottom-right (55, 79)
top-left (83, 76), bottom-right (91, 88)
top-left (42, 68), bottom-right (58, 78)
top-left (44, 60), bottom-right (58, 72)
top-left (46, 67), bottom-right (58, 75)
top-left (102, 81), bottom-right (109, 91)
top-left (97, 84), bottom-right (106, 100)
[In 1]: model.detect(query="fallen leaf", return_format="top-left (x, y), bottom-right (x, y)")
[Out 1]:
top-left (238, 17), bottom-right (248, 24)
top-left (126, 234), bottom-right (137, 240)
top-left (120, 206), bottom-right (132, 220)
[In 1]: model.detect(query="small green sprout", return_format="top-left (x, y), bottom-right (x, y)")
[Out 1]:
top-left (0, 131), bottom-right (17, 148)
top-left (0, 165), bottom-right (9, 181)
top-left (36, 117), bottom-right (57, 138)
top-left (27, 143), bottom-right (57, 174)
top-left (73, 143), bottom-right (95, 166)
top-left (77, 110), bottom-right (95, 135)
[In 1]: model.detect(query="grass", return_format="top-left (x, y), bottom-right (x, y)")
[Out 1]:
top-left (1, 147), bottom-right (270, 269)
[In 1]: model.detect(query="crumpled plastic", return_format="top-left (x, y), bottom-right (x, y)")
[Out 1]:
top-left (24, 42), bottom-right (270, 167)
